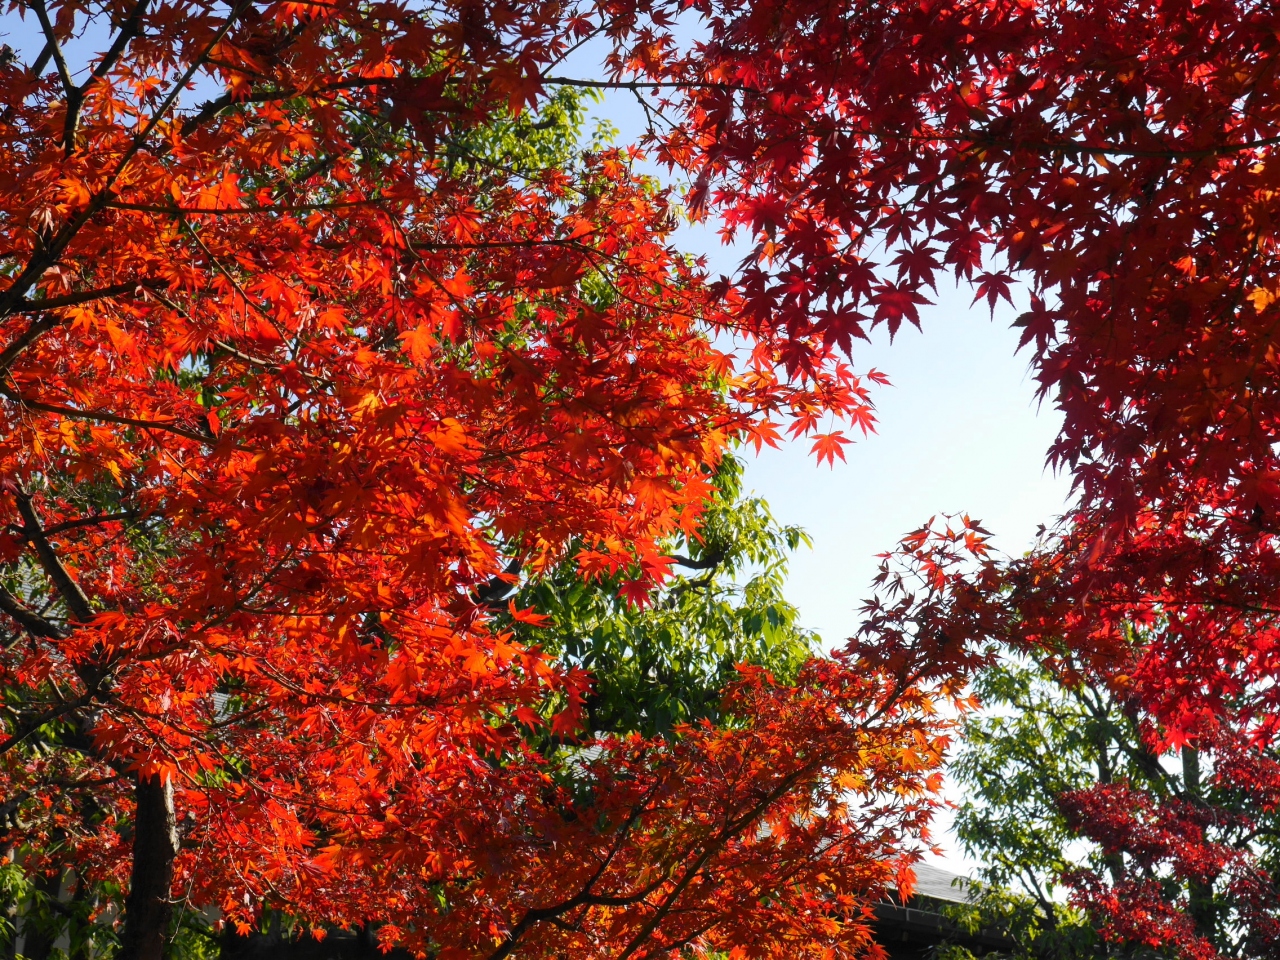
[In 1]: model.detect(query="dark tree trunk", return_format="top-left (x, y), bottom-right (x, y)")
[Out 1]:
top-left (119, 774), bottom-right (178, 960)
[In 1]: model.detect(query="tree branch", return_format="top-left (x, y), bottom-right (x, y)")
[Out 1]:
top-left (868, 127), bottom-right (1280, 161)
top-left (0, 383), bottom-right (215, 445)
top-left (0, 315), bottom-right (59, 374)
top-left (0, 693), bottom-right (94, 755)
top-left (487, 783), bottom-right (661, 960)
top-left (0, 0), bottom-right (249, 322)
top-left (614, 764), bottom-right (815, 960)
top-left (88, 0), bottom-right (149, 85)
top-left (0, 581), bottom-right (64, 639)
top-left (13, 281), bottom-right (156, 313)
top-left (27, 0), bottom-right (71, 93)
top-left (13, 488), bottom-right (94, 622)
top-left (107, 198), bottom-right (386, 216)
top-left (26, 42), bottom-right (53, 79)
top-left (542, 76), bottom-right (747, 93)
top-left (178, 77), bottom-right (383, 138)
top-left (473, 556), bottom-right (524, 608)
top-left (0, 282), bottom-right (159, 376)
top-left (41, 511), bottom-right (140, 536)
top-left (670, 550), bottom-right (724, 571)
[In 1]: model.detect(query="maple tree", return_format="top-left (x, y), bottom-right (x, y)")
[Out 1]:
top-left (217, 456), bottom-right (824, 959)
top-left (8, 0), bottom-right (1280, 954)
top-left (609, 0), bottom-right (1280, 954)
top-left (0, 0), bottom-right (951, 957)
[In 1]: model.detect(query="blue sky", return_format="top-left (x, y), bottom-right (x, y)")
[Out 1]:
top-left (739, 287), bottom-right (1073, 871)
top-left (742, 288), bottom-right (1071, 648)
top-left (728, 277), bottom-right (1073, 869)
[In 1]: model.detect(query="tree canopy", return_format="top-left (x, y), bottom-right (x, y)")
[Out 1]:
top-left (3, 0), bottom-right (1280, 957)
top-left (0, 4), bottom-right (942, 958)
top-left (950, 639), bottom-right (1280, 960)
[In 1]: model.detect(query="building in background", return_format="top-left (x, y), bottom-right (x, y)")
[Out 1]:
top-left (875, 864), bottom-right (1015, 960)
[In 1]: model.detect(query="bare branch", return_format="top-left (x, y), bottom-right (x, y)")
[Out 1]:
top-left (26, 42), bottom-right (53, 78)
top-left (670, 550), bottom-right (724, 571)
top-left (14, 281), bottom-right (158, 316)
top-left (473, 556), bottom-right (524, 608)
top-left (28, 0), bottom-right (88, 152)
top-left (28, 0), bottom-right (78, 101)
top-left (89, 0), bottom-right (150, 84)
top-left (41, 511), bottom-right (140, 537)
top-left (54, 0), bottom-right (152, 155)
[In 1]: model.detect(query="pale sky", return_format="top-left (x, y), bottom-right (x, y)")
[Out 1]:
top-left (742, 290), bottom-right (1071, 649)
top-left (738, 287), bottom-right (1073, 873)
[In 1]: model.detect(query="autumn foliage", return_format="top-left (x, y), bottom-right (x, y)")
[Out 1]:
top-left (636, 0), bottom-right (1280, 952)
top-left (632, 0), bottom-right (1280, 950)
top-left (0, 0), bottom-right (945, 957)
top-left (7, 0), bottom-right (1280, 955)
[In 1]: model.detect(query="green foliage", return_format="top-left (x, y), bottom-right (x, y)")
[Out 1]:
top-left (444, 88), bottom-right (614, 178)
top-left (940, 882), bottom-right (1101, 960)
top-left (0, 860), bottom-right (31, 956)
top-left (954, 654), bottom-right (1118, 897)
top-left (0, 864), bottom-right (119, 960)
top-left (449, 95), bottom-right (816, 742)
top-left (500, 455), bottom-right (816, 738)
top-left (956, 641), bottom-right (1280, 958)
top-left (948, 648), bottom-right (1176, 960)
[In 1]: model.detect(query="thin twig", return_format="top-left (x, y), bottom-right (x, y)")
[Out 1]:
top-left (0, 383), bottom-right (215, 446)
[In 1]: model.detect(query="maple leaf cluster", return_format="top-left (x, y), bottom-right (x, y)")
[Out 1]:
top-left (9, 0), bottom-right (1280, 953)
top-left (599, 0), bottom-right (1280, 952)
top-left (0, 0), bottom-right (942, 958)
top-left (606, 0), bottom-right (1280, 950)
top-left (599, 0), bottom-right (1280, 951)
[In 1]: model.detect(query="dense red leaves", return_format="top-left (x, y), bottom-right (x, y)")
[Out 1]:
top-left (0, 0), bottom-right (929, 956)
top-left (13, 0), bottom-right (1280, 951)
top-left (601, 0), bottom-right (1280, 951)
top-left (1059, 775), bottom-right (1280, 959)
top-left (221, 662), bottom-right (950, 959)
top-left (977, 497), bottom-right (1280, 953)
top-left (617, 0), bottom-right (1280, 542)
